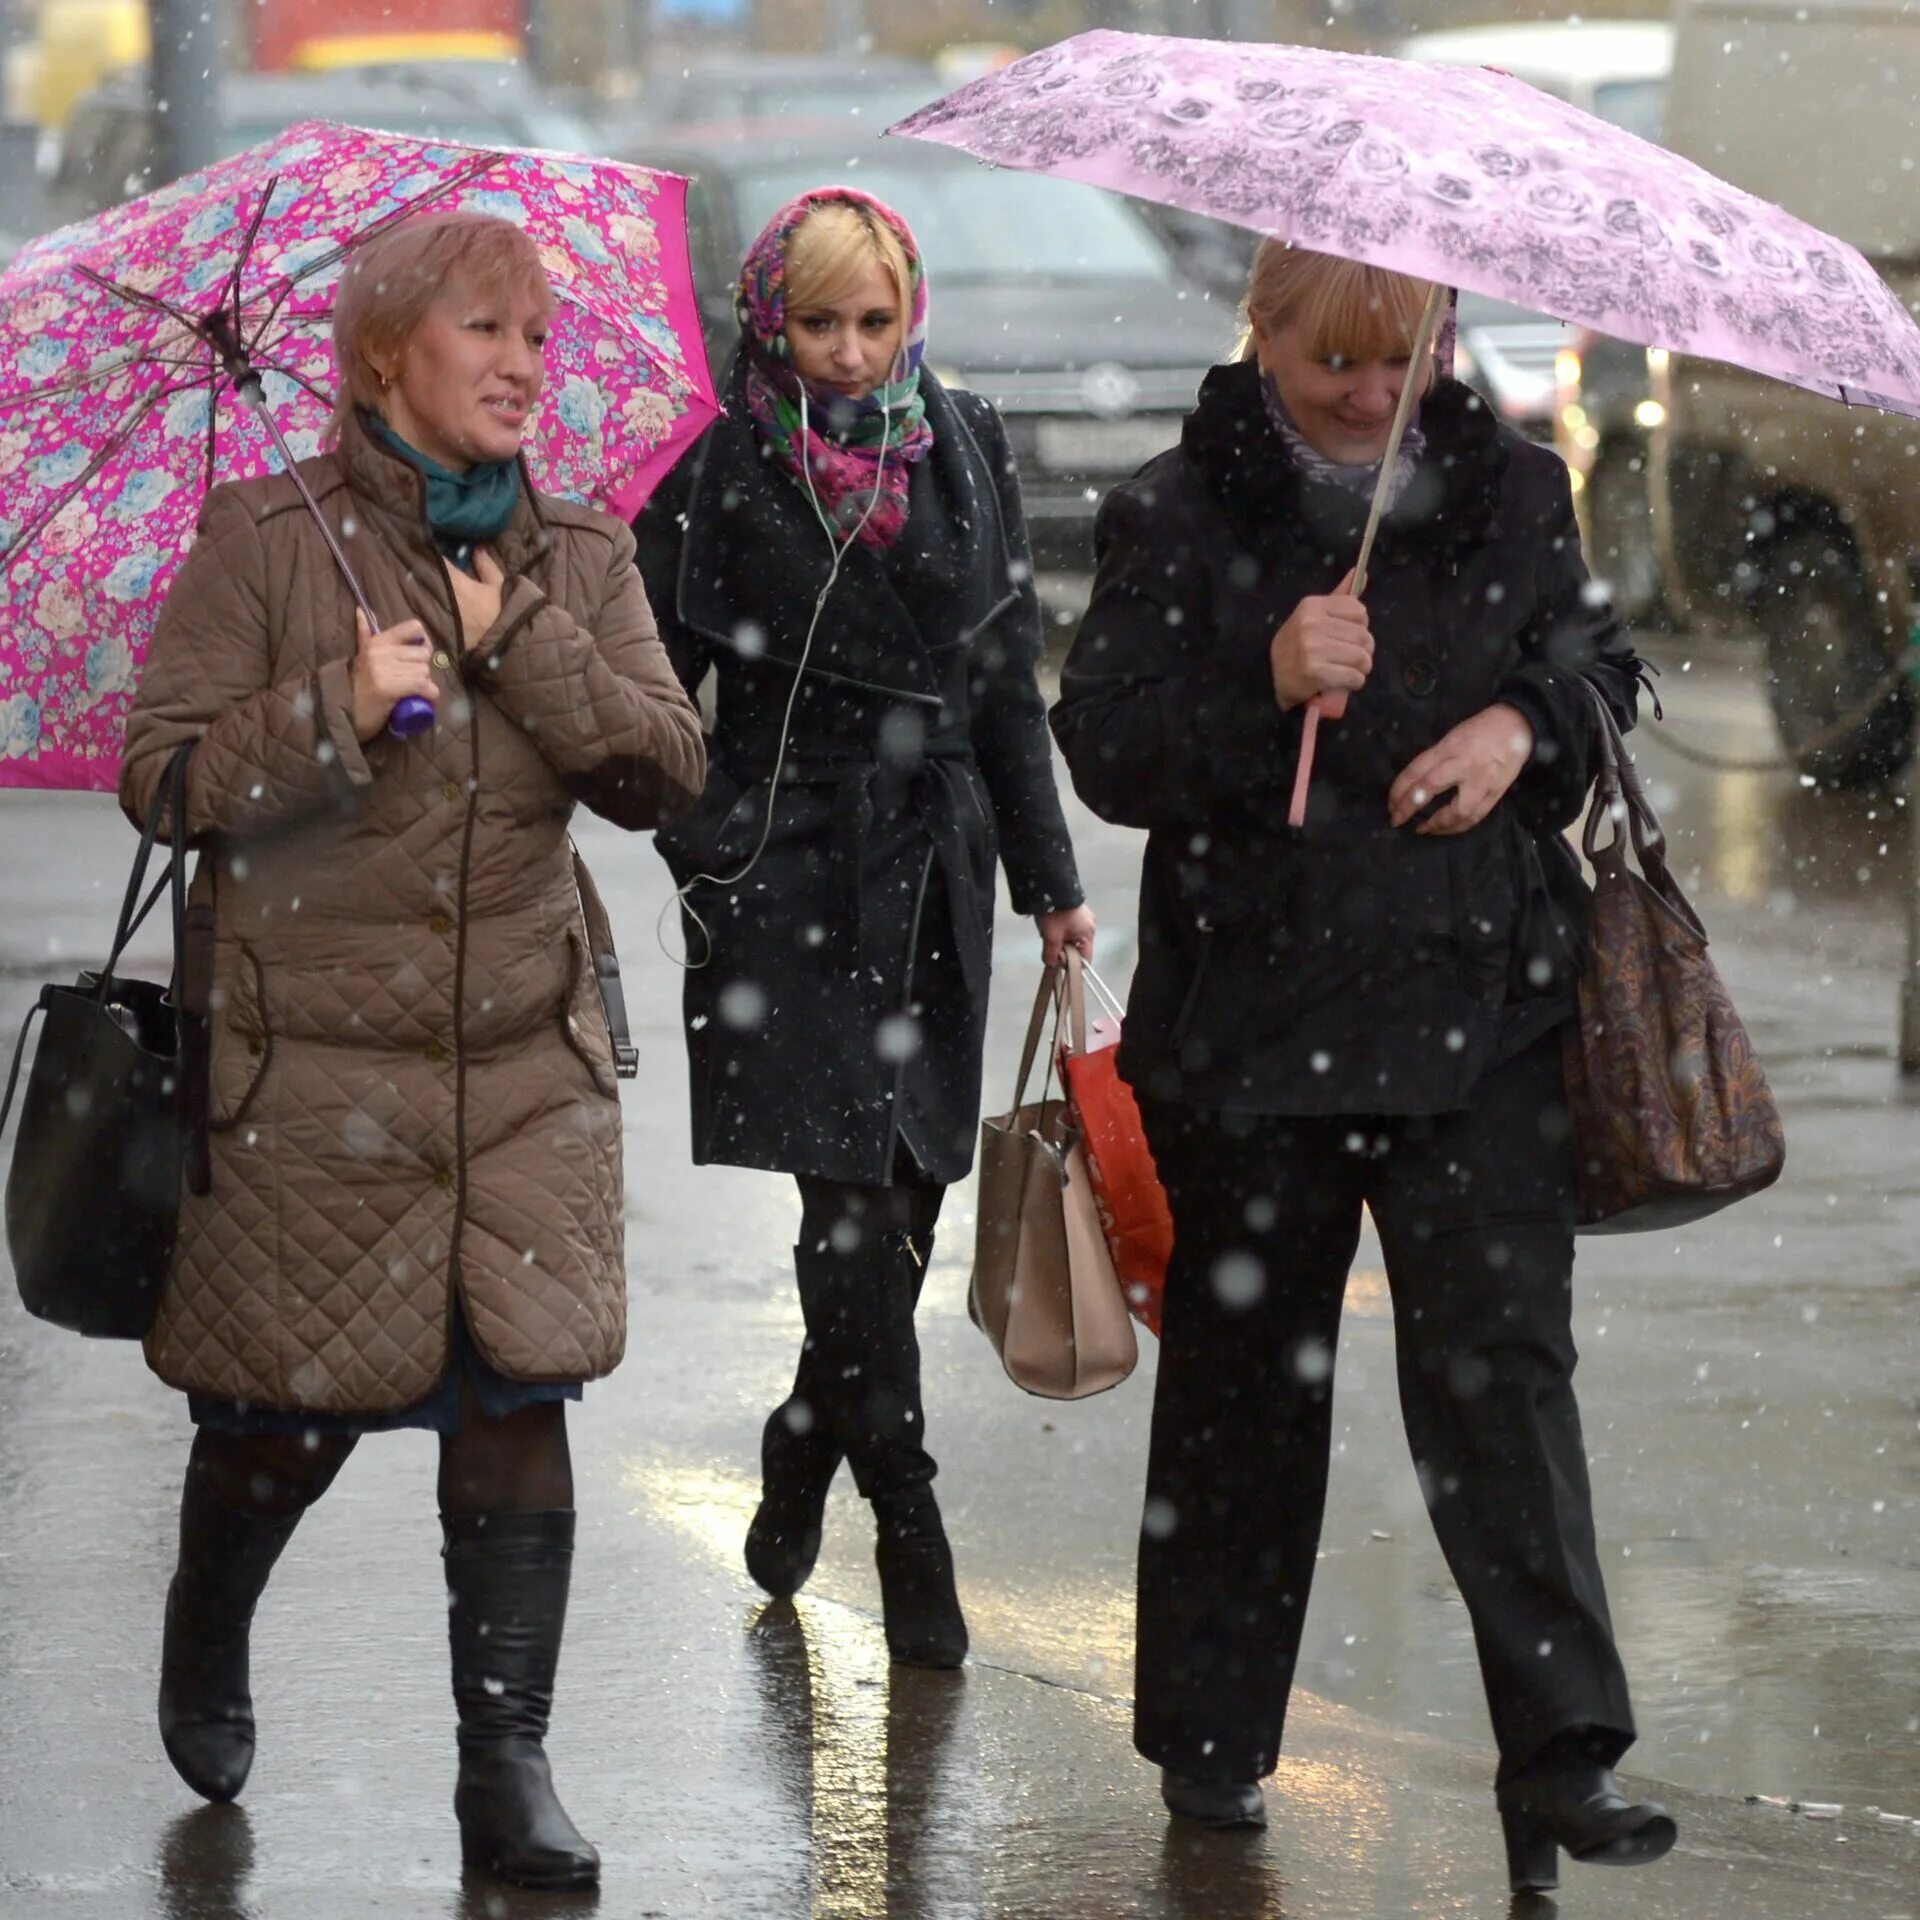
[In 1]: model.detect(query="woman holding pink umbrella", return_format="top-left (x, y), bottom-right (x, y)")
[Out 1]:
top-left (1052, 240), bottom-right (1670, 1894)
top-left (117, 211), bottom-right (704, 1890)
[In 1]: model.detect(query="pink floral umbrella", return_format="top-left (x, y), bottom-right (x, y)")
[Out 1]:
top-left (891, 31), bottom-right (1920, 821)
top-left (0, 120), bottom-right (719, 792)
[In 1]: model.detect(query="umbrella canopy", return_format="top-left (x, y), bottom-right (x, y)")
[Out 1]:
top-left (0, 120), bottom-right (718, 792)
top-left (890, 29), bottom-right (1920, 417)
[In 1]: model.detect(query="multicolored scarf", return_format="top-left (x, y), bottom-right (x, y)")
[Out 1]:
top-left (736, 186), bottom-right (934, 550)
top-left (1262, 369), bottom-right (1427, 515)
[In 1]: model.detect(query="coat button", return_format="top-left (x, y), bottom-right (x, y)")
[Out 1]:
top-left (442, 781), bottom-right (462, 804)
top-left (424, 1039), bottom-right (448, 1064)
top-left (433, 1166), bottom-right (454, 1192)
top-left (1404, 653), bottom-right (1439, 697)
top-left (432, 649), bottom-right (453, 671)
top-left (429, 913), bottom-right (452, 935)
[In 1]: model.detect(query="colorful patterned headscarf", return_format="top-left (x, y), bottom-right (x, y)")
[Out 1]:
top-left (736, 185), bottom-right (934, 550)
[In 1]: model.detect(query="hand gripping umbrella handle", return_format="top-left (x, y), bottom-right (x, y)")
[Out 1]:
top-left (1287, 280), bottom-right (1451, 830)
top-left (235, 376), bottom-right (434, 742)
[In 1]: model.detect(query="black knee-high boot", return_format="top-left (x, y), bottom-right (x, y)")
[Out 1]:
top-left (744, 1250), bottom-right (848, 1599)
top-left (157, 1471), bottom-right (302, 1802)
top-left (793, 1231), bottom-right (966, 1668)
top-left (443, 1510), bottom-right (599, 1890)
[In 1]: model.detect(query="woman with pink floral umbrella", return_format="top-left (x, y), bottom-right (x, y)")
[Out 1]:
top-left (118, 211), bottom-right (704, 1891)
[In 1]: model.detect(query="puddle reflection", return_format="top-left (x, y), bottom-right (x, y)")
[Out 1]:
top-left (156, 1806), bottom-right (254, 1920)
top-left (747, 1600), bottom-right (975, 1919)
top-left (1154, 1820), bottom-right (1290, 1918)
top-left (451, 1879), bottom-right (600, 1920)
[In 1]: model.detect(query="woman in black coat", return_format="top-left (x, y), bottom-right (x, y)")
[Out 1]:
top-left (635, 187), bottom-right (1092, 1668)
top-left (1051, 241), bottom-right (1672, 1895)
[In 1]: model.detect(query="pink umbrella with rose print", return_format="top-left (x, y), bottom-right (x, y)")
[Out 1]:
top-left (0, 120), bottom-right (718, 791)
top-left (891, 30), bottom-right (1920, 820)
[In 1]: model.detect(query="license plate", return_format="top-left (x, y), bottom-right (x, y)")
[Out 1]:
top-left (1034, 415), bottom-right (1181, 473)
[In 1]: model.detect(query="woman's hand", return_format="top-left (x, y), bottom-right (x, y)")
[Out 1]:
top-left (350, 611), bottom-right (438, 742)
top-left (1269, 568), bottom-right (1372, 711)
top-left (1038, 903), bottom-right (1097, 968)
top-left (448, 548), bottom-right (507, 653)
top-left (1388, 703), bottom-right (1535, 835)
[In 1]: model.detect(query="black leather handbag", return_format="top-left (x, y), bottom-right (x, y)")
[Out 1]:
top-left (1, 744), bottom-right (206, 1338)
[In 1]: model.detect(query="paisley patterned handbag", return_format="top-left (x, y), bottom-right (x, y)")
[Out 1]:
top-left (1564, 688), bottom-right (1785, 1232)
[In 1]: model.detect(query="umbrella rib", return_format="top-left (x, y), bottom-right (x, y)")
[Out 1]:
top-left (0, 350), bottom-right (207, 413)
top-left (221, 171), bottom-right (279, 327)
top-left (252, 149), bottom-right (505, 345)
top-left (0, 386), bottom-right (171, 566)
top-left (74, 264), bottom-right (202, 333)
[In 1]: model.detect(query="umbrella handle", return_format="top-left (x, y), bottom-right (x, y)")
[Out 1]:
top-left (1286, 281), bottom-right (1450, 830)
top-left (237, 376), bottom-right (435, 742)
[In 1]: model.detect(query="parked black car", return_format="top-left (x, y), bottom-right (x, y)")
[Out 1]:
top-left (48, 63), bottom-right (595, 226)
top-left (617, 125), bottom-right (1233, 566)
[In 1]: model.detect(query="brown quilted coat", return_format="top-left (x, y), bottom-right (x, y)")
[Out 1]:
top-left (118, 413), bottom-right (705, 1414)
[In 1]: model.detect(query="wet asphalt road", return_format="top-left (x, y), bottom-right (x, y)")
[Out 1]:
top-left (1, 625), bottom-right (1917, 1918)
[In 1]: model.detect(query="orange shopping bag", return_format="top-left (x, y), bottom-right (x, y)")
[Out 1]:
top-left (1056, 953), bottom-right (1173, 1337)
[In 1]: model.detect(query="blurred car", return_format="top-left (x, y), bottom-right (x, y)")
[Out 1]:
top-left (619, 124), bottom-right (1234, 566)
top-left (48, 62), bottom-right (595, 225)
top-left (1450, 289), bottom-right (1570, 444)
top-left (1392, 19), bottom-right (1672, 135)
top-left (1650, 0), bottom-right (1920, 786)
top-left (1396, 18), bottom-right (1676, 616)
top-left (623, 53), bottom-right (940, 136)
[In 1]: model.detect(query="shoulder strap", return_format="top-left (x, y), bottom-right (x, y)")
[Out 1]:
top-left (1580, 682), bottom-right (1708, 942)
top-left (571, 845), bottom-right (638, 1079)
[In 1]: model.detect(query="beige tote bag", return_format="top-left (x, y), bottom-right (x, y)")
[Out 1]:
top-left (970, 961), bottom-right (1139, 1400)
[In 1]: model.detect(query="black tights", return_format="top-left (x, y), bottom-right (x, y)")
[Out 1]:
top-left (796, 1151), bottom-right (946, 1263)
top-left (188, 1382), bottom-right (573, 1523)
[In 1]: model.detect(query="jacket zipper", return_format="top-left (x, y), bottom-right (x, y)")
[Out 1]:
top-left (431, 542), bottom-right (479, 1346)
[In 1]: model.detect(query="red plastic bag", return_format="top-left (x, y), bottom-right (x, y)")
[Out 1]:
top-left (1057, 955), bottom-right (1172, 1337)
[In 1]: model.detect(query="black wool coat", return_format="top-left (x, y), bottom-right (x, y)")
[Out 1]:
top-left (635, 359), bottom-right (1083, 1184)
top-left (1051, 359), bottom-right (1640, 1118)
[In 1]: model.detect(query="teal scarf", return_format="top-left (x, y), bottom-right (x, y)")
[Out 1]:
top-left (364, 411), bottom-right (521, 575)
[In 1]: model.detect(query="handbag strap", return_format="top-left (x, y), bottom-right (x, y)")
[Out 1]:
top-left (1009, 963), bottom-right (1067, 1110)
top-left (98, 742), bottom-right (193, 1005)
top-left (0, 995), bottom-right (49, 1138)
top-left (1580, 683), bottom-right (1708, 941)
top-left (570, 844), bottom-right (638, 1078)
top-left (1080, 958), bottom-right (1126, 1024)
top-left (1061, 947), bottom-right (1091, 1058)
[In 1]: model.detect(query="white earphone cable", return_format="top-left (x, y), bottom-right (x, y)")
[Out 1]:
top-left (659, 362), bottom-right (901, 971)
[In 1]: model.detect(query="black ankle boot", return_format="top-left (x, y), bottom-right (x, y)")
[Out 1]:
top-left (443, 1510), bottom-right (599, 1891)
top-left (1496, 1757), bottom-right (1677, 1893)
top-left (873, 1489), bottom-right (968, 1669)
top-left (1161, 1770), bottom-right (1267, 1829)
top-left (157, 1477), bottom-right (300, 1803)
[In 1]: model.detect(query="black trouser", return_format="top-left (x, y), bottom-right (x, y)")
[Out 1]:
top-left (778, 1152), bottom-right (947, 1504)
top-left (1135, 1033), bottom-right (1635, 1787)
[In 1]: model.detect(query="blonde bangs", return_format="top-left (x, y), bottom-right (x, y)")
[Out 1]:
top-left (1236, 241), bottom-right (1433, 364)
top-left (784, 202), bottom-right (910, 319)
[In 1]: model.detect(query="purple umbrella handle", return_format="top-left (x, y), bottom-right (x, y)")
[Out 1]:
top-left (389, 695), bottom-right (436, 739)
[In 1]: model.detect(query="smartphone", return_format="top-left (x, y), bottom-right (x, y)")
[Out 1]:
top-left (1404, 784), bottom-right (1458, 830)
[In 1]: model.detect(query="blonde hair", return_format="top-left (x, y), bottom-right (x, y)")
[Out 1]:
top-left (1235, 240), bottom-right (1433, 365)
top-left (783, 201), bottom-right (911, 324)
top-left (330, 212), bottom-right (553, 440)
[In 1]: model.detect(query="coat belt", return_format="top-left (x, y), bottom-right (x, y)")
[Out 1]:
top-left (732, 742), bottom-right (991, 1005)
